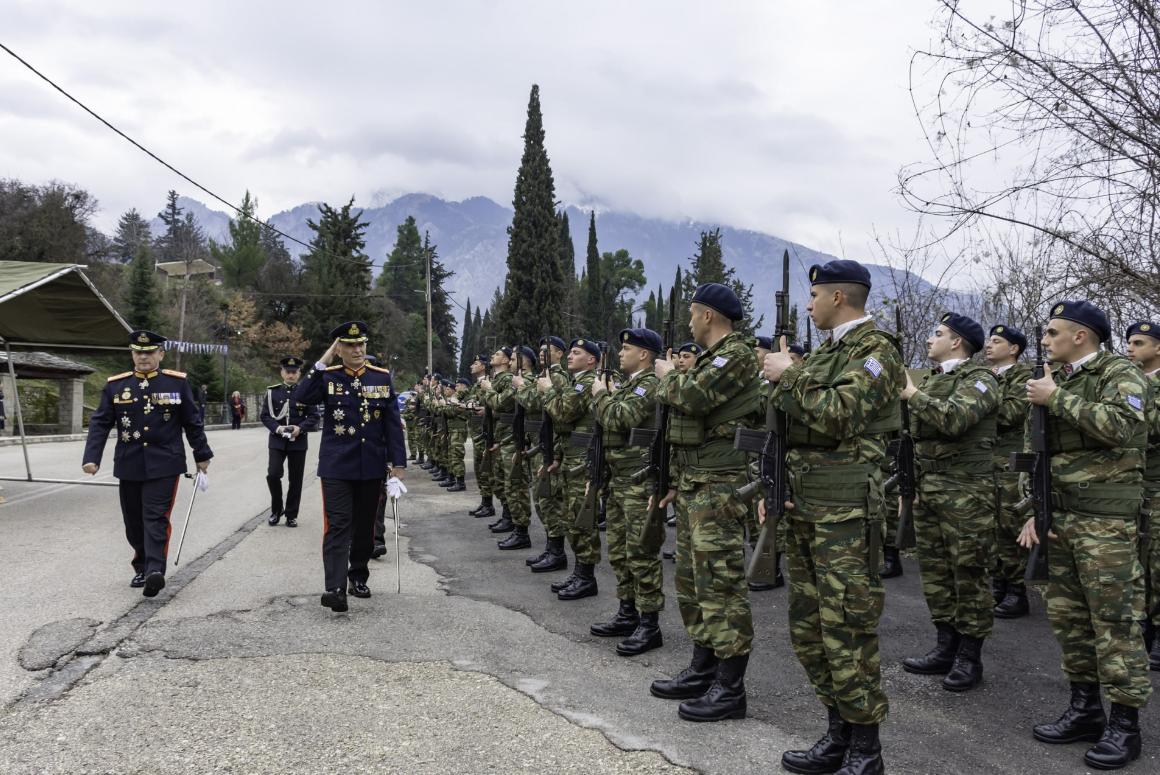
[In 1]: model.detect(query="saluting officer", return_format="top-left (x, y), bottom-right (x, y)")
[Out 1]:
top-left (1125, 321), bottom-right (1160, 671)
top-left (261, 357), bottom-right (320, 528)
top-left (82, 330), bottom-right (213, 596)
top-left (296, 321), bottom-right (407, 613)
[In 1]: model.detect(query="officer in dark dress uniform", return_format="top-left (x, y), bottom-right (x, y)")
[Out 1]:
top-left (261, 356), bottom-right (320, 527)
top-left (296, 322), bottom-right (407, 612)
top-left (82, 330), bottom-right (213, 596)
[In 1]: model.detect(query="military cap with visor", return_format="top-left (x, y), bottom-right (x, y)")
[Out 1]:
top-left (128, 330), bottom-right (166, 351)
top-left (330, 320), bottom-right (369, 343)
top-left (280, 356), bottom-right (304, 371)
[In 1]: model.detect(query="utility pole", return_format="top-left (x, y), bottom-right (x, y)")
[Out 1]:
top-left (220, 307), bottom-right (230, 425)
top-left (424, 231), bottom-right (433, 376)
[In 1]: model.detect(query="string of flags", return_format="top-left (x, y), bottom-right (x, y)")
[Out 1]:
top-left (167, 341), bottom-right (229, 355)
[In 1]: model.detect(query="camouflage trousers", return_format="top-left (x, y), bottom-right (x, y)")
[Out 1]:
top-left (561, 454), bottom-right (601, 565)
top-left (674, 476), bottom-right (753, 659)
top-left (1149, 516), bottom-right (1160, 628)
top-left (502, 443), bottom-right (532, 528)
top-left (915, 474), bottom-right (996, 639)
top-left (1047, 509), bottom-right (1151, 708)
top-left (787, 515), bottom-right (888, 726)
top-left (446, 424), bottom-right (467, 477)
top-left (405, 419), bottom-right (417, 457)
top-left (606, 470), bottom-right (665, 612)
top-left (882, 496), bottom-right (899, 547)
top-left (993, 472), bottom-right (1030, 585)
top-left (490, 432), bottom-right (509, 507)
top-left (531, 454), bottom-right (567, 538)
top-left (471, 434), bottom-right (493, 497)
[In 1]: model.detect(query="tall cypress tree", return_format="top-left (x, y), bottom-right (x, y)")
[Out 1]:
top-left (583, 211), bottom-right (602, 338)
top-left (679, 229), bottom-right (763, 336)
top-left (557, 210), bottom-right (576, 336)
top-left (457, 298), bottom-right (474, 376)
top-left (300, 198), bottom-right (372, 349)
top-left (496, 85), bottom-right (563, 345)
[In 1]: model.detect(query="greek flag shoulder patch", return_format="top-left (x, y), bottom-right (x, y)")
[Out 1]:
top-left (1128, 395), bottom-right (1143, 411)
top-left (633, 386), bottom-right (647, 397)
top-left (973, 380), bottom-right (989, 393)
top-left (574, 384), bottom-right (585, 392)
top-left (864, 357), bottom-right (883, 379)
top-left (711, 356), bottom-right (729, 368)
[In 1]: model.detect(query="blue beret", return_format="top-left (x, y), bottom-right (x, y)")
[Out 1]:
top-left (677, 342), bottom-right (703, 355)
top-left (754, 335), bottom-right (773, 351)
top-left (937, 312), bottom-right (985, 353)
top-left (1126, 321), bottom-right (1160, 342)
top-left (432, 373), bottom-right (442, 380)
top-left (514, 345), bottom-right (537, 364)
top-left (809, 260), bottom-right (871, 289)
top-left (330, 321), bottom-right (369, 343)
top-left (456, 377), bottom-right (470, 386)
top-left (788, 344), bottom-right (806, 356)
top-left (498, 346), bottom-right (513, 359)
top-left (988, 325), bottom-right (1027, 353)
top-left (473, 353), bottom-right (489, 364)
top-left (128, 329), bottom-right (167, 351)
top-left (539, 335), bottom-right (566, 352)
top-left (441, 379), bottom-right (453, 387)
top-left (619, 328), bottom-right (663, 353)
top-left (1050, 300), bottom-right (1111, 343)
top-left (691, 283), bottom-right (743, 321)
top-left (569, 337), bottom-right (601, 358)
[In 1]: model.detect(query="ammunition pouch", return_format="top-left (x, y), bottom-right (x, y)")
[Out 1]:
top-left (789, 463), bottom-right (876, 509)
top-left (1052, 481), bottom-right (1144, 520)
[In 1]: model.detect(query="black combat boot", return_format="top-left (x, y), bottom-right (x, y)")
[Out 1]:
top-left (416, 452), bottom-right (426, 465)
top-left (558, 563), bottom-right (597, 600)
top-left (526, 538), bottom-right (550, 566)
top-left (430, 466), bottom-right (446, 480)
top-left (942, 634), bottom-right (984, 692)
top-left (590, 599), bottom-right (639, 637)
top-left (420, 458), bottom-right (434, 470)
top-left (490, 507), bottom-right (515, 534)
top-left (662, 549), bottom-right (675, 561)
top-left (407, 451), bottom-right (416, 461)
top-left (990, 577), bottom-right (1009, 605)
top-left (833, 723), bottom-right (884, 775)
top-left (551, 568), bottom-right (579, 592)
top-left (678, 653), bottom-right (748, 722)
top-left (597, 500), bottom-right (607, 531)
top-left (902, 621), bottom-right (960, 675)
top-left (472, 496), bottom-right (496, 518)
top-left (488, 505), bottom-right (509, 529)
top-left (438, 472), bottom-right (456, 487)
top-left (498, 525), bottom-right (531, 550)
top-left (880, 546), bottom-right (903, 579)
top-left (1084, 703), bottom-right (1142, 770)
top-left (531, 536), bottom-right (568, 573)
top-left (651, 645), bottom-right (719, 700)
top-left (617, 611), bottom-right (662, 656)
top-left (781, 705), bottom-right (851, 774)
top-left (1033, 681), bottom-right (1107, 744)
top-left (1150, 628), bottom-right (1160, 672)
top-left (994, 583), bottom-right (1030, 618)
top-left (447, 476), bottom-right (466, 492)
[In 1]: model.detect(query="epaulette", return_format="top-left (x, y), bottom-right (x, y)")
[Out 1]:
top-left (366, 364), bottom-right (391, 374)
top-left (162, 369), bottom-right (187, 378)
top-left (267, 383), bottom-right (283, 390)
top-left (107, 371), bottom-right (132, 382)
top-left (325, 365), bottom-right (344, 371)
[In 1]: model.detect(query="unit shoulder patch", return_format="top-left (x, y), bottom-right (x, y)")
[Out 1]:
top-left (107, 371), bottom-right (132, 382)
top-left (162, 369), bottom-right (187, 378)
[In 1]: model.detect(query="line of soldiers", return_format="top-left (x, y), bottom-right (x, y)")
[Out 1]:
top-left (400, 261), bottom-right (1158, 774)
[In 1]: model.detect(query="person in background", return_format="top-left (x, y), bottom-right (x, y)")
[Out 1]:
top-left (230, 391), bottom-right (246, 430)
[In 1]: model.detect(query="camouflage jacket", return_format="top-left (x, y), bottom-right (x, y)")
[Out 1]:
top-left (1145, 372), bottom-right (1160, 487)
top-left (594, 368), bottom-right (658, 470)
top-left (909, 361), bottom-right (1000, 468)
top-left (483, 371), bottom-right (515, 432)
top-left (993, 362), bottom-right (1032, 460)
top-left (545, 369), bottom-right (597, 459)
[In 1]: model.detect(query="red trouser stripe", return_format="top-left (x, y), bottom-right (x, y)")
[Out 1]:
top-left (163, 474), bottom-right (181, 556)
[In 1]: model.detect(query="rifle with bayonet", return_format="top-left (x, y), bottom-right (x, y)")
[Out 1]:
top-left (511, 340), bottom-right (529, 475)
top-left (733, 249), bottom-right (791, 584)
top-left (479, 360), bottom-right (495, 475)
top-left (884, 306), bottom-right (917, 550)
top-left (1010, 327), bottom-right (1052, 585)
top-left (631, 288), bottom-right (676, 550)
top-left (530, 332), bottom-right (556, 500)
top-left (573, 343), bottom-right (612, 529)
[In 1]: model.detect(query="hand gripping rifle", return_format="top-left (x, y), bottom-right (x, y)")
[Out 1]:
top-left (509, 340), bottom-right (529, 476)
top-left (631, 288), bottom-right (676, 550)
top-left (884, 307), bottom-right (917, 549)
top-left (479, 359), bottom-right (495, 475)
top-left (1010, 327), bottom-right (1053, 585)
top-left (732, 249), bottom-right (791, 584)
top-left (573, 343), bottom-right (612, 529)
top-left (529, 333), bottom-right (556, 500)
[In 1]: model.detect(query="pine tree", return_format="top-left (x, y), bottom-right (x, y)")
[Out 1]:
top-left (155, 190), bottom-right (184, 264)
top-left (127, 243), bottom-right (161, 331)
top-left (583, 211), bottom-right (602, 338)
top-left (679, 229), bottom-right (763, 336)
top-left (496, 85), bottom-right (564, 345)
top-left (557, 210), bottom-right (577, 335)
top-left (112, 208), bottom-right (152, 264)
top-left (212, 191), bottom-right (265, 288)
top-left (299, 198), bottom-right (372, 349)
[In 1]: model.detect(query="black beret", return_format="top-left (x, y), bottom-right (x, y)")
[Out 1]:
top-left (1050, 300), bottom-right (1111, 343)
top-left (539, 335), bottom-right (566, 351)
top-left (677, 342), bottom-right (703, 355)
top-left (691, 283), bottom-right (743, 321)
top-left (1126, 321), bottom-right (1160, 342)
top-left (809, 260), bottom-right (871, 288)
top-left (514, 345), bottom-right (537, 365)
top-left (754, 335), bottom-right (773, 351)
top-left (128, 329), bottom-right (166, 351)
top-left (937, 312), bottom-right (985, 353)
top-left (619, 328), bottom-right (663, 353)
top-left (788, 344), bottom-right (806, 356)
top-left (988, 325), bottom-right (1027, 353)
top-left (456, 377), bottom-right (470, 386)
top-left (330, 321), bottom-right (369, 343)
top-left (279, 356), bottom-right (303, 370)
top-left (569, 338), bottom-right (601, 358)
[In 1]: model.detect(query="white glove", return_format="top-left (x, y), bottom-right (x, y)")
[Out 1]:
top-left (195, 470), bottom-right (210, 492)
top-left (386, 476), bottom-right (407, 500)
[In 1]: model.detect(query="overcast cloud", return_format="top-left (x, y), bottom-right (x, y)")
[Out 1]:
top-left (1, 1), bottom-right (941, 265)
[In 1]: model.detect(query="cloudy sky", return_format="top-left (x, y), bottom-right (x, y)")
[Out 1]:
top-left (2, 1), bottom-right (945, 265)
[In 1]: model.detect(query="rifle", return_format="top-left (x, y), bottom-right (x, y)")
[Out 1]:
top-left (884, 307), bottom-right (917, 549)
top-left (631, 288), bottom-right (675, 550)
top-left (573, 343), bottom-right (612, 529)
top-left (511, 340), bottom-right (528, 474)
top-left (530, 332), bottom-right (556, 500)
top-left (733, 249), bottom-right (791, 584)
top-left (479, 360), bottom-right (495, 475)
top-left (1010, 326), bottom-right (1052, 585)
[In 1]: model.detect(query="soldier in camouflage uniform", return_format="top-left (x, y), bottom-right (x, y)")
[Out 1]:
top-left (542, 337), bottom-right (604, 600)
top-left (901, 312), bottom-right (999, 694)
top-left (466, 355), bottom-right (497, 518)
top-left (439, 378), bottom-right (471, 493)
top-left (1124, 322), bottom-right (1160, 672)
top-left (527, 336), bottom-right (572, 573)
top-left (402, 383), bottom-right (419, 461)
top-left (590, 328), bottom-right (666, 655)
top-left (661, 343), bottom-right (704, 564)
top-left (482, 348), bottom-right (514, 534)
top-left (747, 334), bottom-right (785, 593)
top-left (985, 325), bottom-right (1033, 618)
top-left (497, 346), bottom-right (538, 551)
top-left (767, 261), bottom-right (903, 775)
top-left (648, 283), bottom-right (757, 724)
top-left (1019, 301), bottom-right (1150, 770)
top-left (430, 380), bottom-right (455, 486)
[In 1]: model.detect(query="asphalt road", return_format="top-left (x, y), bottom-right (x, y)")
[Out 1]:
top-left (0, 431), bottom-right (1156, 774)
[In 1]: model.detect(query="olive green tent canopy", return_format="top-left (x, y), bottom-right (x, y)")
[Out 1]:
top-left (0, 261), bottom-right (130, 348)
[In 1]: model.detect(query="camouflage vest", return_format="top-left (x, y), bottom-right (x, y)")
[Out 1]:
top-left (1049, 354), bottom-right (1148, 454)
top-left (665, 375), bottom-right (761, 471)
top-left (1146, 374), bottom-right (1160, 487)
top-left (994, 363), bottom-right (1033, 458)
top-left (913, 364), bottom-right (999, 443)
top-left (555, 370), bottom-right (596, 438)
top-left (602, 372), bottom-right (656, 450)
top-left (784, 325), bottom-right (902, 448)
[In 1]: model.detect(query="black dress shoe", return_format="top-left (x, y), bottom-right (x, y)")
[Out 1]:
top-left (130, 572), bottom-right (147, 588)
top-left (678, 654), bottom-right (748, 722)
top-left (903, 621), bottom-right (960, 675)
top-left (142, 571), bottom-right (165, 597)
top-left (617, 612), bottom-right (662, 656)
top-left (781, 705), bottom-right (850, 774)
top-left (268, 511), bottom-right (282, 526)
top-left (662, 549), bottom-right (675, 561)
top-left (651, 645), bottom-right (718, 699)
top-left (285, 517), bottom-right (297, 528)
top-left (372, 542), bottom-right (387, 559)
top-left (1084, 703), bottom-right (1141, 770)
top-left (348, 581), bottom-right (371, 598)
top-left (498, 526), bottom-right (531, 550)
top-left (1033, 681), bottom-right (1106, 744)
top-left (557, 563), bottom-right (598, 600)
top-left (591, 600), bottom-right (639, 637)
top-left (321, 588), bottom-right (348, 612)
